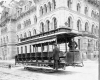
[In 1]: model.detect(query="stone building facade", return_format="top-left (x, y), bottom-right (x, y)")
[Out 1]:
top-left (0, 0), bottom-right (99, 60)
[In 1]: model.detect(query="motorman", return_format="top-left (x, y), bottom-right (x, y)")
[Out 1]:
top-left (53, 43), bottom-right (60, 71)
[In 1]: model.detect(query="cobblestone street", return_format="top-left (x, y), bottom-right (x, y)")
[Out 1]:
top-left (0, 60), bottom-right (99, 80)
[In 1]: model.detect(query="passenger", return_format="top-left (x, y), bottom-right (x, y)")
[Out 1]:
top-left (53, 43), bottom-right (60, 71)
top-left (68, 39), bottom-right (77, 50)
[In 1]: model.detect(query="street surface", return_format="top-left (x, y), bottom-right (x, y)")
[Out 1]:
top-left (0, 60), bottom-right (99, 80)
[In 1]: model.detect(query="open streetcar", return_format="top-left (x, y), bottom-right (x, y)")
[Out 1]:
top-left (15, 27), bottom-right (96, 71)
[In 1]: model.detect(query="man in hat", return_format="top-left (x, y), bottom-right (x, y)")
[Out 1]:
top-left (53, 43), bottom-right (60, 70)
top-left (68, 38), bottom-right (77, 50)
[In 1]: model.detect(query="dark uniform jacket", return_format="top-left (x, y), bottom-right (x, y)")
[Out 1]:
top-left (53, 47), bottom-right (60, 60)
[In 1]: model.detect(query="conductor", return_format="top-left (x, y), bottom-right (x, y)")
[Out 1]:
top-left (53, 43), bottom-right (60, 70)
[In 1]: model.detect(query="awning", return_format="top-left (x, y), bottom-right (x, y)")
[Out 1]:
top-left (33, 38), bottom-right (56, 45)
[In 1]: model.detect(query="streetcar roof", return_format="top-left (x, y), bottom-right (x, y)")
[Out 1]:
top-left (17, 27), bottom-right (98, 46)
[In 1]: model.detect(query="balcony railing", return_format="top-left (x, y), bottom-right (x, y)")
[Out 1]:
top-left (16, 6), bottom-right (36, 21)
top-left (0, 6), bottom-right (36, 26)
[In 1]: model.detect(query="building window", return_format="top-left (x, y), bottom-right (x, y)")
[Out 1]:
top-left (77, 3), bottom-right (81, 12)
top-left (24, 19), bottom-right (31, 27)
top-left (33, 29), bottom-right (36, 35)
top-left (17, 47), bottom-right (19, 54)
top-left (53, 17), bottom-right (57, 30)
top-left (34, 15), bottom-right (37, 23)
top-left (28, 19), bottom-right (31, 25)
top-left (85, 22), bottom-right (89, 32)
top-left (21, 47), bottom-right (23, 53)
top-left (84, 6), bottom-right (88, 15)
top-left (94, 27), bottom-right (96, 35)
top-left (30, 45), bottom-right (31, 53)
top-left (26, 20), bottom-right (28, 26)
top-left (44, 4), bottom-right (47, 13)
top-left (17, 24), bottom-right (21, 30)
top-left (24, 21), bottom-right (26, 27)
top-left (25, 46), bottom-right (27, 53)
top-left (17, 35), bottom-right (19, 42)
top-left (18, 11), bottom-right (19, 17)
top-left (97, 13), bottom-right (99, 20)
top-left (40, 22), bottom-right (44, 33)
top-left (4, 37), bottom-right (5, 43)
top-left (91, 10), bottom-right (94, 18)
top-left (24, 32), bottom-right (27, 38)
top-left (20, 34), bottom-right (22, 39)
top-left (25, 6), bottom-right (26, 10)
top-left (1, 39), bottom-right (2, 44)
top-left (48, 2), bottom-right (51, 11)
top-left (78, 39), bottom-right (80, 50)
top-left (67, 0), bottom-right (72, 8)
top-left (52, 0), bottom-right (56, 9)
top-left (46, 20), bottom-right (50, 31)
top-left (96, 26), bottom-right (99, 35)
top-left (92, 25), bottom-right (94, 34)
top-left (6, 36), bottom-right (8, 42)
top-left (40, 6), bottom-right (43, 15)
top-left (68, 17), bottom-right (73, 28)
top-left (77, 20), bottom-right (81, 31)
top-left (28, 31), bottom-right (31, 37)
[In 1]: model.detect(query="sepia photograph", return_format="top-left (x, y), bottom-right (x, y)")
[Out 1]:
top-left (0, 0), bottom-right (100, 80)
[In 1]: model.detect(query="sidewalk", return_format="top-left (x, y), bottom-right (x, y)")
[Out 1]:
top-left (0, 59), bottom-right (15, 68)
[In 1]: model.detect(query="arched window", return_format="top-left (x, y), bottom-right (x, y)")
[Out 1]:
top-left (53, 17), bottom-right (57, 30)
top-left (25, 46), bottom-right (27, 53)
top-left (46, 20), bottom-right (50, 31)
top-left (17, 24), bottom-right (21, 30)
top-left (84, 6), bottom-right (88, 15)
top-left (17, 47), bottom-right (19, 54)
top-left (77, 20), bottom-right (81, 31)
top-left (95, 26), bottom-right (99, 35)
top-left (30, 45), bottom-right (31, 53)
top-left (91, 10), bottom-right (94, 17)
top-left (28, 31), bottom-right (31, 37)
top-left (97, 13), bottom-right (99, 20)
top-left (48, 2), bottom-right (51, 11)
top-left (1, 39), bottom-right (2, 44)
top-left (33, 29), bottom-right (36, 35)
top-left (20, 34), bottom-right (22, 39)
top-left (17, 35), bottom-right (19, 42)
top-left (24, 32), bottom-right (27, 38)
top-left (40, 6), bottom-right (43, 15)
top-left (85, 22), bottom-right (89, 32)
top-left (34, 15), bottom-right (37, 23)
top-left (68, 17), bottom-right (73, 28)
top-left (24, 21), bottom-right (26, 27)
top-left (6, 36), bottom-right (8, 42)
top-left (92, 24), bottom-right (94, 34)
top-left (4, 37), bottom-right (5, 43)
top-left (44, 4), bottom-right (47, 13)
top-left (40, 22), bottom-right (44, 33)
top-left (25, 6), bottom-right (26, 10)
top-left (77, 3), bottom-right (81, 12)
top-left (21, 47), bottom-right (23, 53)
top-left (52, 0), bottom-right (56, 9)
top-left (28, 19), bottom-right (31, 25)
top-left (67, 0), bottom-right (72, 8)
